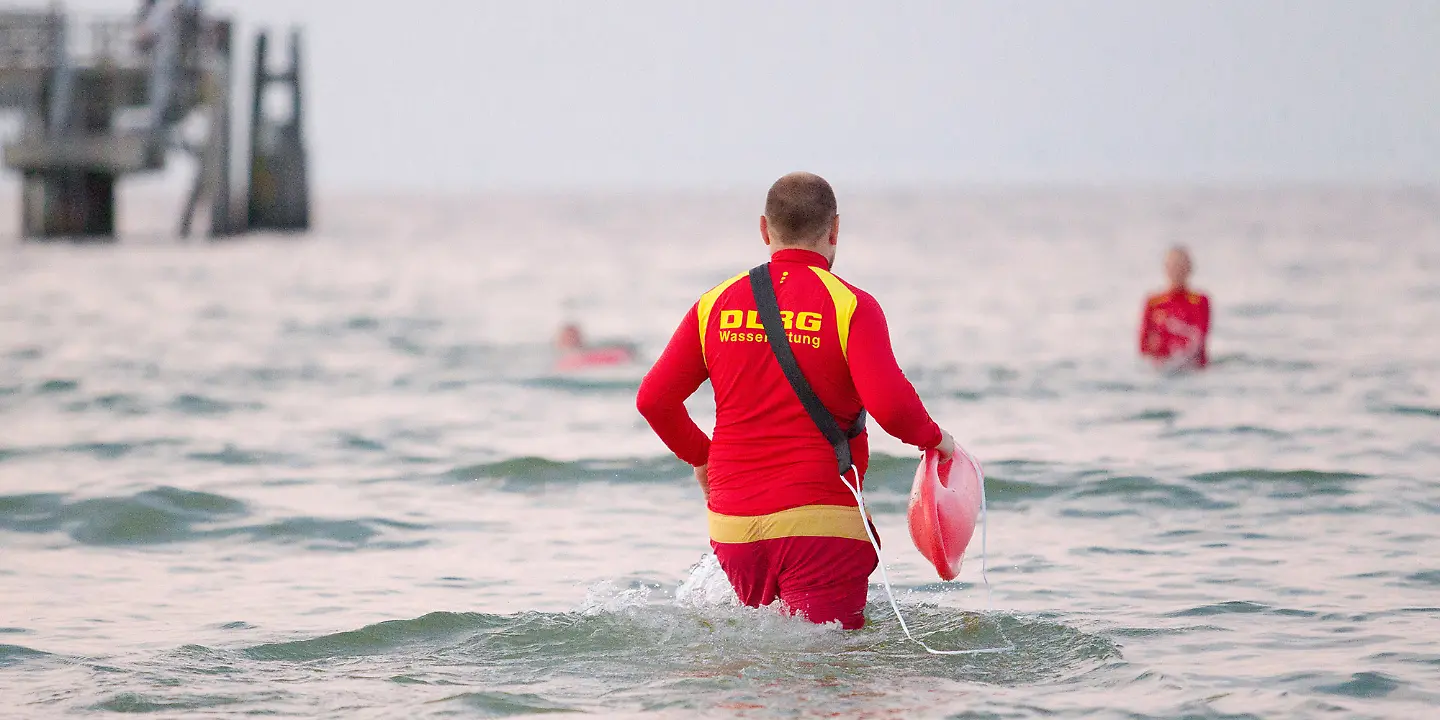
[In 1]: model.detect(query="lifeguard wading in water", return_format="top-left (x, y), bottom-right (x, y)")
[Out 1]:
top-left (636, 172), bottom-right (956, 629)
top-left (1139, 246), bottom-right (1211, 371)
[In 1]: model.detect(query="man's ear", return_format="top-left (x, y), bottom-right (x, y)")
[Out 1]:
top-left (828, 214), bottom-right (840, 246)
top-left (760, 215), bottom-right (772, 247)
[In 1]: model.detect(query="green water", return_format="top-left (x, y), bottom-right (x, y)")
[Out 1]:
top-left (2, 191), bottom-right (1438, 718)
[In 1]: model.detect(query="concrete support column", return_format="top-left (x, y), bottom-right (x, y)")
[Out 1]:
top-left (22, 170), bottom-right (116, 239)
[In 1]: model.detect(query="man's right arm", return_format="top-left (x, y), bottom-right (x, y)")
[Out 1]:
top-left (1139, 298), bottom-right (1158, 356)
top-left (636, 304), bottom-right (711, 467)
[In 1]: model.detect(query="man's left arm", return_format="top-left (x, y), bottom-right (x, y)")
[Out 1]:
top-left (1196, 296), bottom-right (1212, 366)
top-left (845, 293), bottom-right (944, 451)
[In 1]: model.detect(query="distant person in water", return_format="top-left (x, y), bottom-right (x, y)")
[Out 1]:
top-left (1139, 246), bottom-right (1210, 371)
top-left (554, 323), bottom-right (636, 371)
top-left (556, 323), bottom-right (585, 353)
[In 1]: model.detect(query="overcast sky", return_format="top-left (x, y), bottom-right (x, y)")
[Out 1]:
top-left (14, 0), bottom-right (1440, 191)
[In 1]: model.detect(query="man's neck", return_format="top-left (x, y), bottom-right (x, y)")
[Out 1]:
top-left (769, 246), bottom-right (831, 268)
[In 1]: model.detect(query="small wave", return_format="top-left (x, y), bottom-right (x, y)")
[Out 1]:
top-left (345, 315), bottom-right (381, 330)
top-left (866, 456), bottom-right (1073, 505)
top-left (981, 477), bottom-right (1069, 504)
top-left (429, 691), bottom-right (579, 715)
top-left (185, 444), bottom-right (289, 466)
top-left (1313, 671), bottom-right (1402, 699)
top-left (523, 375), bottom-right (643, 393)
top-left (220, 363), bottom-right (335, 389)
top-left (59, 487), bottom-right (249, 545)
top-left (1187, 468), bottom-right (1366, 499)
top-left (1166, 600), bottom-right (1318, 619)
top-left (1188, 469), bottom-right (1368, 484)
top-left (1074, 545), bottom-right (1182, 557)
top-left (62, 392), bottom-right (149, 416)
top-left (62, 440), bottom-right (165, 460)
top-left (282, 314), bottom-right (442, 340)
top-left (864, 450), bottom-right (924, 470)
top-left (1121, 408), bottom-right (1180, 423)
top-left (0, 492), bottom-right (66, 533)
top-left (0, 441), bottom-right (176, 464)
top-left (1402, 570), bottom-right (1440, 587)
top-left (388, 335), bottom-right (427, 356)
top-left (1165, 425), bottom-right (1291, 440)
top-left (1373, 403), bottom-right (1440, 419)
top-left (1082, 380), bottom-right (1143, 394)
top-left (1209, 354), bottom-right (1317, 371)
top-left (949, 386), bottom-right (1062, 401)
top-left (338, 433), bottom-right (386, 452)
top-left (448, 456), bottom-right (689, 488)
top-left (169, 393), bottom-right (260, 415)
top-left (240, 587), bottom-right (1118, 692)
top-left (858, 452), bottom-right (922, 491)
top-left (75, 569), bottom-right (1118, 716)
top-left (0, 438), bottom-right (182, 463)
top-left (5, 346), bottom-right (43, 361)
top-left (235, 517), bottom-right (429, 550)
top-left (1071, 474), bottom-right (1232, 511)
top-left (1230, 302), bottom-right (1287, 318)
top-left (0, 487), bottom-right (243, 541)
top-left (90, 693), bottom-right (247, 713)
top-left (0, 643), bottom-right (50, 668)
top-left (1110, 625), bottom-right (1227, 638)
top-left (244, 611), bottom-right (506, 661)
top-left (34, 378), bottom-right (80, 394)
top-left (0, 488), bottom-right (425, 549)
top-left (1368, 651), bottom-right (1440, 668)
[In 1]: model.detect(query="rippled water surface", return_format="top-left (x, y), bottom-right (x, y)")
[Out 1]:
top-left (2, 190), bottom-right (1438, 718)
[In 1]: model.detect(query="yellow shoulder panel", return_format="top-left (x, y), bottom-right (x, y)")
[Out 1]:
top-left (810, 267), bottom-right (858, 359)
top-left (697, 272), bottom-right (748, 361)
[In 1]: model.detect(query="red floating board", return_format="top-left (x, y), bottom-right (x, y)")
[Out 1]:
top-left (907, 446), bottom-right (984, 581)
top-left (555, 346), bottom-right (635, 372)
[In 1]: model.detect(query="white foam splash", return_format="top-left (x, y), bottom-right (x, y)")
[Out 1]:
top-left (577, 580), bottom-right (653, 616)
top-left (674, 553), bottom-right (739, 609)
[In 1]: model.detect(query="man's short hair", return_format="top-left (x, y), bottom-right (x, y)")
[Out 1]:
top-left (765, 172), bottom-right (837, 245)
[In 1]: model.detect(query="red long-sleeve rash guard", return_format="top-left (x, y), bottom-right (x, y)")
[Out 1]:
top-left (636, 249), bottom-right (943, 517)
top-left (1139, 288), bottom-right (1211, 368)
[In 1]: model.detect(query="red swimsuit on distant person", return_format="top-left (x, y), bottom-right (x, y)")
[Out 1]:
top-left (637, 249), bottom-right (943, 629)
top-left (1139, 287), bottom-right (1211, 369)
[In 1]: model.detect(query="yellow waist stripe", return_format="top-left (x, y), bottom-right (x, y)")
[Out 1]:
top-left (708, 504), bottom-right (870, 544)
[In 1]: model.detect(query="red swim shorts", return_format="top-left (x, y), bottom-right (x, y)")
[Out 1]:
top-left (711, 535), bottom-right (878, 630)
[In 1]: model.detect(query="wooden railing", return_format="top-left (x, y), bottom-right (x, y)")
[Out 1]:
top-left (1, 11), bottom-right (156, 71)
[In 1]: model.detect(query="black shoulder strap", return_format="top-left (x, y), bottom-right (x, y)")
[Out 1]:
top-left (748, 263), bottom-right (865, 475)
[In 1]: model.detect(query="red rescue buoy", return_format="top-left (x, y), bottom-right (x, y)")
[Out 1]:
top-left (907, 446), bottom-right (984, 581)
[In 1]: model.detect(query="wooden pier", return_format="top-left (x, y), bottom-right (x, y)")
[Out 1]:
top-left (0, 5), bottom-right (309, 240)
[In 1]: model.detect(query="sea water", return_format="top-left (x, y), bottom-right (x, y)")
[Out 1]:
top-left (1, 189), bottom-right (1438, 718)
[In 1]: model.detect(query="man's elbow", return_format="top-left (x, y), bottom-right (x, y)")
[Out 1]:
top-left (635, 383), bottom-right (667, 421)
